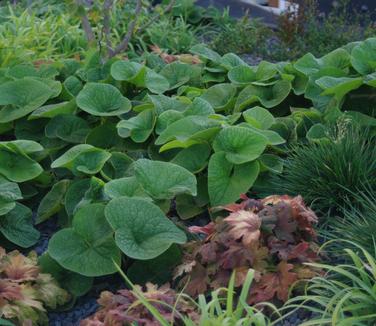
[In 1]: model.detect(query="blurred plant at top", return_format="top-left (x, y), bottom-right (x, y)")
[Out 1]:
top-left (0, 6), bottom-right (86, 66)
top-left (0, 247), bottom-right (69, 325)
top-left (266, 0), bottom-right (376, 61)
top-left (274, 121), bottom-right (376, 217)
top-left (211, 15), bottom-right (270, 56)
top-left (279, 242), bottom-right (376, 325)
top-left (140, 16), bottom-right (200, 53)
top-left (174, 195), bottom-right (319, 304)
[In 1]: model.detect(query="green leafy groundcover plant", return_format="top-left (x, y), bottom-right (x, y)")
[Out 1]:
top-left (0, 38), bottom-right (375, 293)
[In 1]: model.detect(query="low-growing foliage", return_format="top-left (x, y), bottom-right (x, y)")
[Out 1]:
top-left (81, 269), bottom-right (276, 326)
top-left (280, 242), bottom-right (376, 325)
top-left (174, 195), bottom-right (319, 304)
top-left (0, 29), bottom-right (375, 307)
top-left (0, 247), bottom-right (69, 325)
top-left (325, 186), bottom-right (376, 255)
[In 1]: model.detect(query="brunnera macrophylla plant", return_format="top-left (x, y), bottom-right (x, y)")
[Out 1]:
top-left (0, 37), bottom-right (375, 289)
top-left (0, 247), bottom-right (69, 325)
top-left (174, 195), bottom-right (320, 304)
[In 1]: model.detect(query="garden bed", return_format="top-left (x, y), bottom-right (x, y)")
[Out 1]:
top-left (0, 1), bottom-right (375, 325)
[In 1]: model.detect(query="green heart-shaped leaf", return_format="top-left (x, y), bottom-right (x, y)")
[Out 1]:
top-left (45, 114), bottom-right (90, 143)
top-left (36, 180), bottom-right (71, 224)
top-left (0, 176), bottom-right (22, 216)
top-left (134, 159), bottom-right (197, 199)
top-left (76, 83), bottom-right (131, 116)
top-left (51, 144), bottom-right (111, 175)
top-left (213, 126), bottom-right (268, 164)
top-left (235, 80), bottom-right (291, 111)
top-left (200, 83), bottom-right (237, 111)
top-left (243, 106), bottom-right (275, 130)
top-left (104, 176), bottom-right (151, 200)
top-left (0, 78), bottom-right (53, 122)
top-left (48, 203), bottom-right (121, 276)
top-left (105, 197), bottom-right (186, 260)
top-left (351, 38), bottom-right (376, 75)
top-left (0, 142), bottom-right (43, 182)
top-left (208, 152), bottom-right (260, 206)
top-left (0, 203), bottom-right (40, 248)
top-left (117, 109), bottom-right (156, 143)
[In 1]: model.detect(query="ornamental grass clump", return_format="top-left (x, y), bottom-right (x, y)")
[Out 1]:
top-left (174, 195), bottom-right (320, 304)
top-left (280, 242), bottom-right (376, 325)
top-left (0, 247), bottom-right (69, 325)
top-left (275, 123), bottom-right (376, 216)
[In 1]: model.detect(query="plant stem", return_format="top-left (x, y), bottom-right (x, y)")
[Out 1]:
top-left (110, 0), bottom-right (143, 58)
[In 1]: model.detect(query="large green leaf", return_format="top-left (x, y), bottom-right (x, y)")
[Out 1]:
top-left (208, 152), bottom-right (260, 206)
top-left (155, 110), bottom-right (184, 134)
top-left (183, 98), bottom-right (214, 117)
top-left (127, 245), bottom-right (182, 285)
top-left (36, 180), bottom-right (71, 224)
top-left (105, 197), bottom-right (186, 260)
top-left (111, 61), bottom-right (147, 85)
top-left (0, 203), bottom-right (40, 248)
top-left (0, 176), bottom-right (22, 216)
top-left (0, 78), bottom-right (53, 122)
top-left (228, 61), bottom-right (277, 85)
top-left (76, 83), bottom-right (131, 116)
top-left (200, 83), bottom-right (237, 111)
top-left (45, 114), bottom-right (90, 143)
top-left (294, 48), bottom-right (350, 75)
top-left (144, 69), bottom-right (170, 94)
top-left (39, 253), bottom-right (93, 297)
top-left (190, 44), bottom-right (222, 63)
top-left (315, 76), bottom-right (363, 101)
top-left (101, 152), bottom-right (134, 180)
top-left (242, 106), bottom-right (275, 130)
top-left (117, 109), bottom-right (156, 143)
top-left (213, 126), bottom-right (268, 164)
top-left (170, 143), bottom-right (211, 173)
top-left (155, 115), bottom-right (220, 145)
top-left (86, 122), bottom-right (122, 149)
top-left (104, 176), bottom-right (151, 200)
top-left (48, 204), bottom-right (121, 276)
top-left (235, 80), bottom-right (291, 111)
top-left (51, 144), bottom-right (111, 175)
top-left (351, 38), bottom-right (376, 75)
top-left (64, 179), bottom-right (91, 217)
top-left (0, 142), bottom-right (43, 182)
top-left (134, 159), bottom-right (197, 199)
top-left (29, 100), bottom-right (77, 120)
top-left (111, 61), bottom-right (169, 93)
top-left (160, 62), bottom-right (194, 90)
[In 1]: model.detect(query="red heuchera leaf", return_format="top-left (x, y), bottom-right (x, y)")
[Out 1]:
top-left (81, 283), bottom-right (199, 326)
top-left (0, 247), bottom-right (69, 325)
top-left (224, 210), bottom-right (261, 246)
top-left (3, 253), bottom-right (39, 282)
top-left (175, 195), bottom-right (319, 304)
top-left (249, 261), bottom-right (298, 303)
top-left (189, 222), bottom-right (215, 238)
top-left (0, 280), bottom-right (23, 307)
top-left (269, 239), bottom-right (318, 262)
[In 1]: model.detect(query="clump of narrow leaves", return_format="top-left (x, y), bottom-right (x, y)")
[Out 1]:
top-left (81, 283), bottom-right (198, 326)
top-left (0, 247), bottom-right (69, 325)
top-left (174, 195), bottom-right (319, 304)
